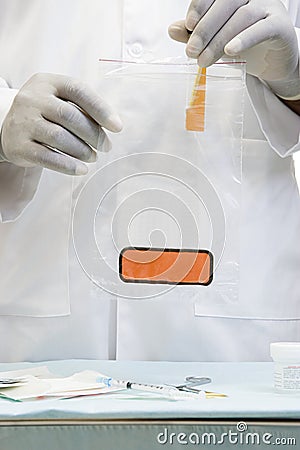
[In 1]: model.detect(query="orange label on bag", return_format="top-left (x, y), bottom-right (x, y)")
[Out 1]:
top-left (119, 247), bottom-right (213, 285)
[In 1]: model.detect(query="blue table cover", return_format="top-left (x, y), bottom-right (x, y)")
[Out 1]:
top-left (0, 360), bottom-right (298, 420)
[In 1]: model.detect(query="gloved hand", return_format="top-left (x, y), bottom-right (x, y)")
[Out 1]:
top-left (0, 73), bottom-right (123, 175)
top-left (169, 0), bottom-right (300, 99)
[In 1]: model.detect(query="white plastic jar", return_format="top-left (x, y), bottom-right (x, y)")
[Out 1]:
top-left (270, 342), bottom-right (300, 393)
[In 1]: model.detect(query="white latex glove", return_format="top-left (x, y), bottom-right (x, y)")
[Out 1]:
top-left (0, 73), bottom-right (123, 175)
top-left (169, 0), bottom-right (300, 99)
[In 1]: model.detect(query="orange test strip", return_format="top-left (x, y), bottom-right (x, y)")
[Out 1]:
top-left (120, 247), bottom-right (213, 285)
top-left (186, 67), bottom-right (207, 132)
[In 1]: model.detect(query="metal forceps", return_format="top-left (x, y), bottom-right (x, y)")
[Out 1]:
top-left (175, 376), bottom-right (212, 393)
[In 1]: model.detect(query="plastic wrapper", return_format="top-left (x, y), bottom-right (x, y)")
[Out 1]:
top-left (72, 58), bottom-right (245, 311)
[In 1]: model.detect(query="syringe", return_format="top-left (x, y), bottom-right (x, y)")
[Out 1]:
top-left (96, 376), bottom-right (205, 400)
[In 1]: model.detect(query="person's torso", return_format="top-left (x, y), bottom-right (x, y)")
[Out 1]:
top-left (0, 0), bottom-right (299, 362)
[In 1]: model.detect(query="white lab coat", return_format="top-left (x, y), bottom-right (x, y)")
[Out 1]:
top-left (0, 0), bottom-right (299, 362)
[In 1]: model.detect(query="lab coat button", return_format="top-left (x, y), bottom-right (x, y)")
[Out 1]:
top-left (128, 43), bottom-right (143, 57)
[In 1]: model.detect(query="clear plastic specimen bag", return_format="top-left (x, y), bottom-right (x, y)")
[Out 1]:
top-left (72, 58), bottom-right (246, 311)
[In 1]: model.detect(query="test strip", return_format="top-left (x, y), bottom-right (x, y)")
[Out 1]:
top-left (119, 247), bottom-right (213, 285)
top-left (186, 67), bottom-right (207, 132)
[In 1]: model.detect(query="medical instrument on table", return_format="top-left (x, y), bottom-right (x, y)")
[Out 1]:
top-left (177, 377), bottom-right (227, 398)
top-left (175, 376), bottom-right (212, 393)
top-left (0, 379), bottom-right (25, 385)
top-left (96, 376), bottom-right (205, 400)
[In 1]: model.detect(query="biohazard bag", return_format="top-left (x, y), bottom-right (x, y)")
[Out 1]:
top-left (73, 58), bottom-right (245, 312)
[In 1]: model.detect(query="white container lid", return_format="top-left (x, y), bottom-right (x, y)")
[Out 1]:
top-left (270, 342), bottom-right (300, 362)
